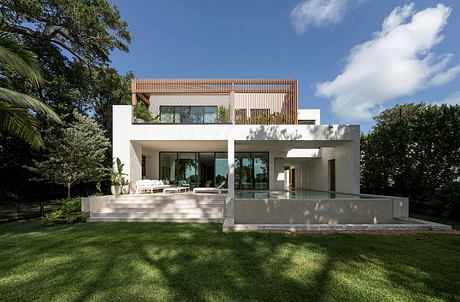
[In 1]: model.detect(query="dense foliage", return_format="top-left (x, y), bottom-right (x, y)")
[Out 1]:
top-left (43, 197), bottom-right (88, 225)
top-left (27, 110), bottom-right (110, 198)
top-left (0, 0), bottom-right (132, 202)
top-left (361, 103), bottom-right (460, 218)
top-left (0, 30), bottom-right (60, 148)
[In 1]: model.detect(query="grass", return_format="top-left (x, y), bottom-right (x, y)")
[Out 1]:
top-left (0, 221), bottom-right (459, 302)
top-left (411, 213), bottom-right (460, 230)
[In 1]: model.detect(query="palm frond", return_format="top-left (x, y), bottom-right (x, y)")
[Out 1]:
top-left (0, 87), bottom-right (61, 123)
top-left (0, 102), bottom-right (44, 149)
top-left (0, 31), bottom-right (44, 87)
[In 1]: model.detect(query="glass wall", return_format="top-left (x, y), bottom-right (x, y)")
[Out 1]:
top-left (235, 152), bottom-right (268, 190)
top-left (160, 152), bottom-right (198, 187)
top-left (159, 152), bottom-right (268, 189)
top-left (215, 153), bottom-right (228, 188)
top-left (159, 106), bottom-right (218, 124)
top-left (253, 153), bottom-right (269, 189)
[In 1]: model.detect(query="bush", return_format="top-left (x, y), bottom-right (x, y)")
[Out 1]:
top-left (43, 198), bottom-right (88, 225)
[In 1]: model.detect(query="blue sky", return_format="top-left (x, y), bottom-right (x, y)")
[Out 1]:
top-left (110, 0), bottom-right (460, 131)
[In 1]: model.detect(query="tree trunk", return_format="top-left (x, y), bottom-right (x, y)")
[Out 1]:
top-left (67, 183), bottom-right (71, 199)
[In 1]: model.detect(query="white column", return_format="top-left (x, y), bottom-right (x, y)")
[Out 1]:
top-left (226, 138), bottom-right (235, 218)
top-left (130, 141), bottom-right (142, 184)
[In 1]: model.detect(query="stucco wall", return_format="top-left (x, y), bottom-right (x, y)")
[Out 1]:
top-left (113, 105), bottom-right (360, 193)
top-left (235, 198), bottom-right (394, 224)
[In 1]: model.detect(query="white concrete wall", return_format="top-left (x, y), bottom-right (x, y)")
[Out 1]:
top-left (298, 109), bottom-right (321, 124)
top-left (142, 147), bottom-right (159, 180)
top-left (113, 105), bottom-right (360, 193)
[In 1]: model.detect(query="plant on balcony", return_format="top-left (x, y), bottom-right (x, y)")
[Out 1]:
top-left (133, 102), bottom-right (156, 123)
top-left (236, 112), bottom-right (292, 124)
top-left (216, 106), bottom-right (230, 123)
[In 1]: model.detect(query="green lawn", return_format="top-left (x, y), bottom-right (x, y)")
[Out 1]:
top-left (0, 221), bottom-right (459, 302)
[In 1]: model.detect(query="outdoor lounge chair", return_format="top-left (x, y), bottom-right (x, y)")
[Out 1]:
top-left (135, 179), bottom-right (171, 194)
top-left (193, 181), bottom-right (227, 194)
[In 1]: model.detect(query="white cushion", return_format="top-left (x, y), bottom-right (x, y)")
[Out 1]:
top-left (159, 180), bottom-right (164, 185)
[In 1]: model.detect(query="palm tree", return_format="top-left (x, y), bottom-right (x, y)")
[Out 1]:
top-left (0, 30), bottom-right (60, 149)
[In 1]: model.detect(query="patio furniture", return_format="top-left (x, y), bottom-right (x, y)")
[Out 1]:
top-left (193, 181), bottom-right (227, 194)
top-left (163, 186), bottom-right (190, 194)
top-left (135, 179), bottom-right (171, 194)
top-left (178, 180), bottom-right (190, 188)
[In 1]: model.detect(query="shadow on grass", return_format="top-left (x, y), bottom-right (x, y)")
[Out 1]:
top-left (0, 221), bottom-right (459, 301)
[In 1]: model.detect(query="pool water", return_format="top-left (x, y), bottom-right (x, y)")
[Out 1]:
top-left (234, 190), bottom-right (375, 200)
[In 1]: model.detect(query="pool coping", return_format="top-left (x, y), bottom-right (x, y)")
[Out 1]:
top-left (222, 217), bottom-right (452, 232)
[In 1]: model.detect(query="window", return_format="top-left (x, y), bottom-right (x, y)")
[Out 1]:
top-left (235, 152), bottom-right (269, 190)
top-left (298, 119), bottom-right (316, 125)
top-left (159, 106), bottom-right (218, 123)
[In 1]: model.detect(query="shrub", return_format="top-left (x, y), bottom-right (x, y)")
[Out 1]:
top-left (43, 198), bottom-right (88, 225)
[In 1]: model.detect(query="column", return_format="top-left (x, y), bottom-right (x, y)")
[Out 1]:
top-left (226, 139), bottom-right (235, 218)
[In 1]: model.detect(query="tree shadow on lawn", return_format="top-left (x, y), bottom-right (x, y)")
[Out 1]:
top-left (0, 222), bottom-right (459, 302)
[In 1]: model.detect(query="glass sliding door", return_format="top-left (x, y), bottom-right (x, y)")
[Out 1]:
top-left (159, 151), bottom-right (269, 190)
top-left (176, 153), bottom-right (197, 187)
top-left (160, 152), bottom-right (177, 183)
top-left (235, 153), bottom-right (253, 190)
top-left (253, 153), bottom-right (269, 189)
top-left (215, 153), bottom-right (228, 188)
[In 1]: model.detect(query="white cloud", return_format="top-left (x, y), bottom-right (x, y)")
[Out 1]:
top-left (290, 0), bottom-right (348, 33)
top-left (434, 91), bottom-right (460, 106)
top-left (430, 64), bottom-right (460, 86)
top-left (315, 3), bottom-right (459, 121)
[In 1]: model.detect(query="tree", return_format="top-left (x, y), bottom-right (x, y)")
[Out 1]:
top-left (0, 1), bottom-right (132, 201)
top-left (0, 0), bottom-right (131, 65)
top-left (0, 30), bottom-right (60, 149)
top-left (361, 103), bottom-right (460, 217)
top-left (27, 110), bottom-right (110, 198)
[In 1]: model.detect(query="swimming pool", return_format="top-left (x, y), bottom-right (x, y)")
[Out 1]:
top-left (234, 190), bottom-right (376, 200)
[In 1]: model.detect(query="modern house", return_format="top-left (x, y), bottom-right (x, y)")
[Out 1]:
top-left (82, 78), bottom-right (437, 231)
top-left (113, 78), bottom-right (360, 197)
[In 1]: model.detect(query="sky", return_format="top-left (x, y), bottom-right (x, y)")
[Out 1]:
top-left (109, 0), bottom-right (460, 132)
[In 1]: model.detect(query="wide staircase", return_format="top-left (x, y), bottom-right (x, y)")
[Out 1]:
top-left (88, 193), bottom-right (225, 223)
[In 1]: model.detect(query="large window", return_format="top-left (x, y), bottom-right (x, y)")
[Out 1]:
top-left (235, 152), bottom-right (269, 190)
top-left (160, 106), bottom-right (218, 124)
top-left (215, 153), bottom-right (228, 188)
top-left (160, 152), bottom-right (198, 187)
top-left (159, 152), bottom-right (268, 189)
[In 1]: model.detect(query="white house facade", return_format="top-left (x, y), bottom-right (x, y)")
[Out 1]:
top-left (113, 79), bottom-right (360, 201)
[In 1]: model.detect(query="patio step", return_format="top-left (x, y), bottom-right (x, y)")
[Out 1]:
top-left (88, 217), bottom-right (224, 223)
top-left (90, 212), bottom-right (224, 221)
top-left (103, 203), bottom-right (223, 209)
top-left (88, 194), bottom-right (225, 222)
top-left (97, 207), bottom-right (223, 214)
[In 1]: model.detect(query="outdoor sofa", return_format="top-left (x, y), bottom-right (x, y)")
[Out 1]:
top-left (135, 179), bottom-right (171, 194)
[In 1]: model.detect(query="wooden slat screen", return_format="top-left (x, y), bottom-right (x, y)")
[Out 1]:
top-left (131, 79), bottom-right (298, 124)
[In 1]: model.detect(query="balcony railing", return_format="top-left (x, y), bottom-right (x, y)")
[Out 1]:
top-left (133, 104), bottom-right (231, 124)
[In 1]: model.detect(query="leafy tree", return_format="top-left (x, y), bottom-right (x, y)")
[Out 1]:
top-left (361, 103), bottom-right (460, 217)
top-left (0, 0), bottom-right (131, 65)
top-left (27, 110), bottom-right (110, 198)
top-left (0, 30), bottom-right (60, 149)
top-left (0, 0), bottom-right (132, 202)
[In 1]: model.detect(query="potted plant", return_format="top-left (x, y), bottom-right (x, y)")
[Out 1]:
top-left (110, 171), bottom-right (122, 195)
top-left (121, 178), bottom-right (131, 194)
top-left (111, 157), bottom-right (127, 195)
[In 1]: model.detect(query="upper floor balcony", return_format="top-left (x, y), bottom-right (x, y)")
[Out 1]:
top-left (131, 79), bottom-right (298, 125)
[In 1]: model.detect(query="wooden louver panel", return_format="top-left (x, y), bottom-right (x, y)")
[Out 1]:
top-left (131, 79), bottom-right (298, 124)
